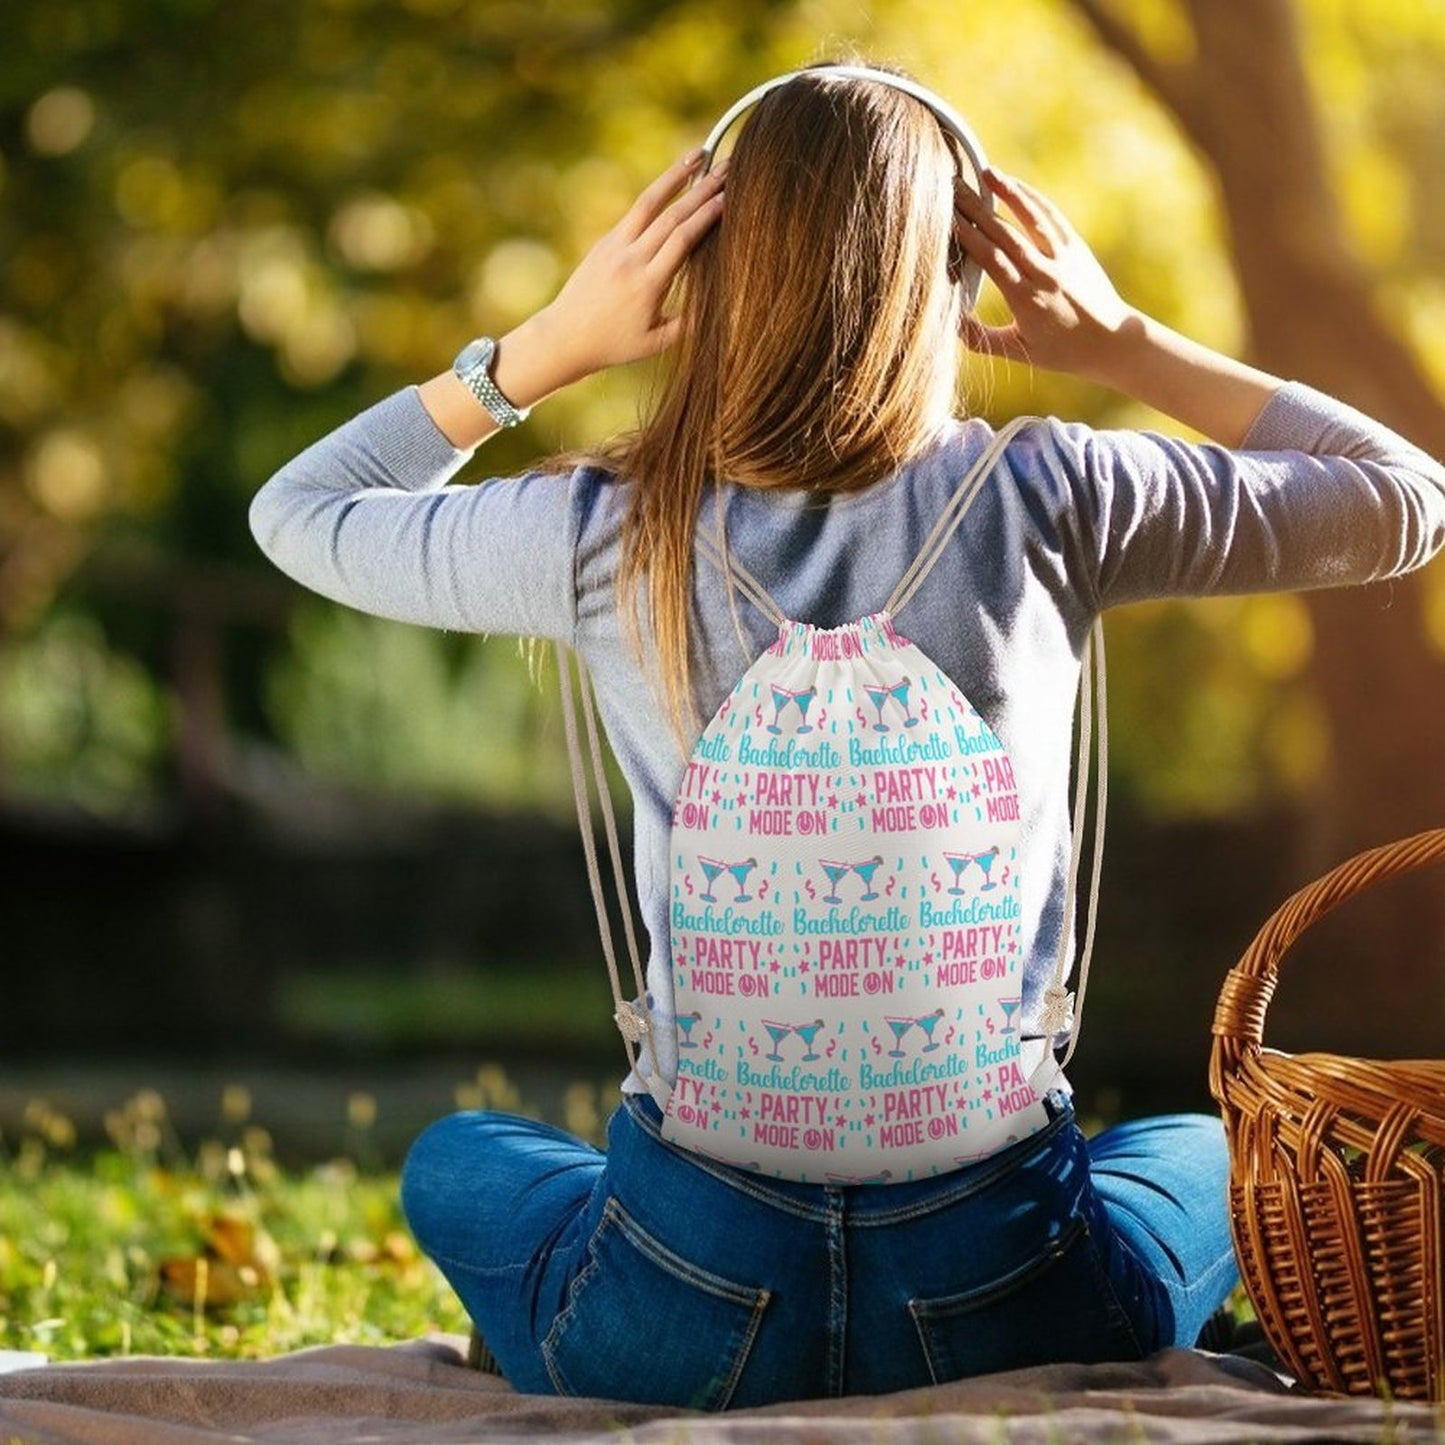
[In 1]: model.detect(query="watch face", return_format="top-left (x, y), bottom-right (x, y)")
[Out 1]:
top-left (454, 338), bottom-right (491, 374)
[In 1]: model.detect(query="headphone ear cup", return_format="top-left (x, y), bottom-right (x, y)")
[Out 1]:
top-left (959, 255), bottom-right (985, 314)
top-left (954, 176), bottom-right (992, 314)
top-left (947, 236), bottom-right (983, 312)
top-left (946, 235), bottom-right (965, 284)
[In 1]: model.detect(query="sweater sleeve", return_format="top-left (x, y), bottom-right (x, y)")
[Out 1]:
top-left (1045, 382), bottom-right (1445, 610)
top-left (248, 387), bottom-right (581, 642)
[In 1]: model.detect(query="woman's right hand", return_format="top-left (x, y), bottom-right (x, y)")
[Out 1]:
top-left (532, 151), bottom-right (727, 384)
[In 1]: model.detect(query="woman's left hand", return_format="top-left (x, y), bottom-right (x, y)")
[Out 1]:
top-left (535, 151), bottom-right (727, 384)
top-left (422, 152), bottom-right (724, 447)
top-left (952, 168), bottom-right (1135, 383)
top-left (952, 167), bottom-right (1283, 442)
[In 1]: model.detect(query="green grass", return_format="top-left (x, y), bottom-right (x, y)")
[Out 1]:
top-left (2, 1079), bottom-right (1255, 1369)
top-left (0, 1069), bottom-right (606, 1362)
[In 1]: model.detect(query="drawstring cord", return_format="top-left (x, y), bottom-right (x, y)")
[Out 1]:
top-left (562, 415), bottom-right (1107, 1101)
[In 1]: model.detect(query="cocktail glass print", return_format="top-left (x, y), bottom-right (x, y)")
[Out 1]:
top-left (766, 685), bottom-right (789, 735)
top-left (942, 846), bottom-right (1001, 895)
top-left (793, 687), bottom-right (816, 733)
top-left (698, 855), bottom-right (726, 902)
top-left (885, 1015), bottom-right (916, 1058)
top-left (916, 1007), bottom-right (945, 1052)
top-left (863, 683), bottom-right (893, 732)
top-left (852, 855), bottom-right (884, 901)
top-left (794, 1018), bottom-right (825, 1061)
top-left (820, 859), bottom-right (852, 905)
top-left (974, 846), bottom-right (1000, 891)
top-left (998, 997), bottom-right (1022, 1035)
top-left (727, 857), bottom-right (757, 902)
top-left (767, 685), bottom-right (817, 735)
top-left (677, 1011), bottom-right (703, 1048)
top-left (942, 852), bottom-right (971, 895)
top-left (761, 1019), bottom-right (794, 1062)
top-left (888, 676), bottom-right (918, 727)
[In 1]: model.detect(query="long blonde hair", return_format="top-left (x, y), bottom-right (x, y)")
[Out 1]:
top-left (610, 67), bottom-right (968, 735)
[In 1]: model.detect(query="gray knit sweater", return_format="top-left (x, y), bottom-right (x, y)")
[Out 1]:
top-left (251, 383), bottom-right (1445, 1089)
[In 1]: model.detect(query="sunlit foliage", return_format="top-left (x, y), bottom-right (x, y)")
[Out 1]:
top-left (0, 1089), bottom-right (465, 1360)
top-left (0, 1071), bottom-right (618, 1361)
top-left (0, 0), bottom-right (1440, 819)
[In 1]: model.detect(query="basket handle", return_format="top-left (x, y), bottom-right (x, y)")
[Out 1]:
top-left (1211, 827), bottom-right (1445, 1067)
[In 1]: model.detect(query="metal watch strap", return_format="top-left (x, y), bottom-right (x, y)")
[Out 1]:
top-left (456, 337), bottom-right (530, 428)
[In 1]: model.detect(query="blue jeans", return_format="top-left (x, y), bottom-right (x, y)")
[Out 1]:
top-left (400, 1097), bottom-right (1237, 1409)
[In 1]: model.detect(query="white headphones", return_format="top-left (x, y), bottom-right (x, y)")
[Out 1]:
top-left (699, 65), bottom-right (993, 312)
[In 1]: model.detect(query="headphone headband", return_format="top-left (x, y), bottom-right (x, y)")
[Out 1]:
top-left (698, 66), bottom-right (992, 311)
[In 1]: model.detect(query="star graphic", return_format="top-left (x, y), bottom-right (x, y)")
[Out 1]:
top-left (894, 954), bottom-right (907, 969)
top-left (737, 792), bottom-right (749, 807)
top-left (854, 792), bottom-right (869, 808)
top-left (770, 960), bottom-right (781, 974)
top-left (711, 1100), bottom-right (722, 1113)
top-left (972, 784), bottom-right (982, 799)
top-left (946, 785), bottom-right (957, 801)
top-left (834, 1114), bottom-right (847, 1129)
top-left (982, 1087), bottom-right (993, 1102)
top-left (865, 1113), bottom-right (876, 1127)
top-left (800, 959), bottom-right (811, 973)
top-left (711, 789), bottom-right (722, 804)
top-left (740, 1107), bottom-right (751, 1119)
top-left (827, 794), bottom-right (839, 809)
top-left (922, 952), bottom-right (934, 965)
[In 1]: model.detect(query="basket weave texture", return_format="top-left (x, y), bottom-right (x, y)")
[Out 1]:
top-left (1210, 828), bottom-right (1445, 1400)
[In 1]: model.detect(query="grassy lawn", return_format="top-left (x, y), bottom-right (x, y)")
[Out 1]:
top-left (2, 1074), bottom-right (1253, 1368)
top-left (0, 1068), bottom-right (606, 1363)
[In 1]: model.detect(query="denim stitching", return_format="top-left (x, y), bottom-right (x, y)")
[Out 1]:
top-left (713, 1287), bottom-right (773, 1410)
top-left (825, 1189), bottom-right (848, 1396)
top-left (541, 1200), bottom-right (612, 1396)
top-left (908, 1217), bottom-right (1088, 1321)
top-left (905, 1217), bottom-right (1147, 1381)
top-left (906, 1299), bottom-right (943, 1386)
top-left (416, 1251), bottom-right (528, 1281)
top-left (540, 1195), bottom-right (772, 1407)
top-left (608, 1198), bottom-right (769, 1306)
top-left (1073, 1219), bottom-right (1147, 1358)
top-left (606, 1197), bottom-right (773, 1409)
top-left (1177, 1239), bottom-right (1243, 1345)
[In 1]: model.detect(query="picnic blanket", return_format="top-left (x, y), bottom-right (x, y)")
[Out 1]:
top-left (1, 1337), bottom-right (1439, 1444)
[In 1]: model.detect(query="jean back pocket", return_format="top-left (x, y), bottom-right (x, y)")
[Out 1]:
top-left (908, 1218), bottom-right (1143, 1383)
top-left (543, 1197), bottom-right (770, 1410)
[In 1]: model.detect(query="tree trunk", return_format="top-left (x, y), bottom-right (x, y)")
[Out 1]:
top-left (1070, 0), bottom-right (1445, 1052)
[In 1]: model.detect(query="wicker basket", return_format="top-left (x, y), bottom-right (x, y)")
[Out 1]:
top-left (1209, 828), bottom-right (1445, 1400)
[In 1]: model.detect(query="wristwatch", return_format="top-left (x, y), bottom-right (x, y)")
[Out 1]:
top-left (452, 337), bottom-right (531, 428)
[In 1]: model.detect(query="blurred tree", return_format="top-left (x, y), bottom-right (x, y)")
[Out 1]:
top-left (0, 0), bottom-right (1440, 853)
top-left (1058, 0), bottom-right (1445, 1043)
top-left (0, 0), bottom-right (788, 813)
top-left (1067, 0), bottom-right (1445, 856)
